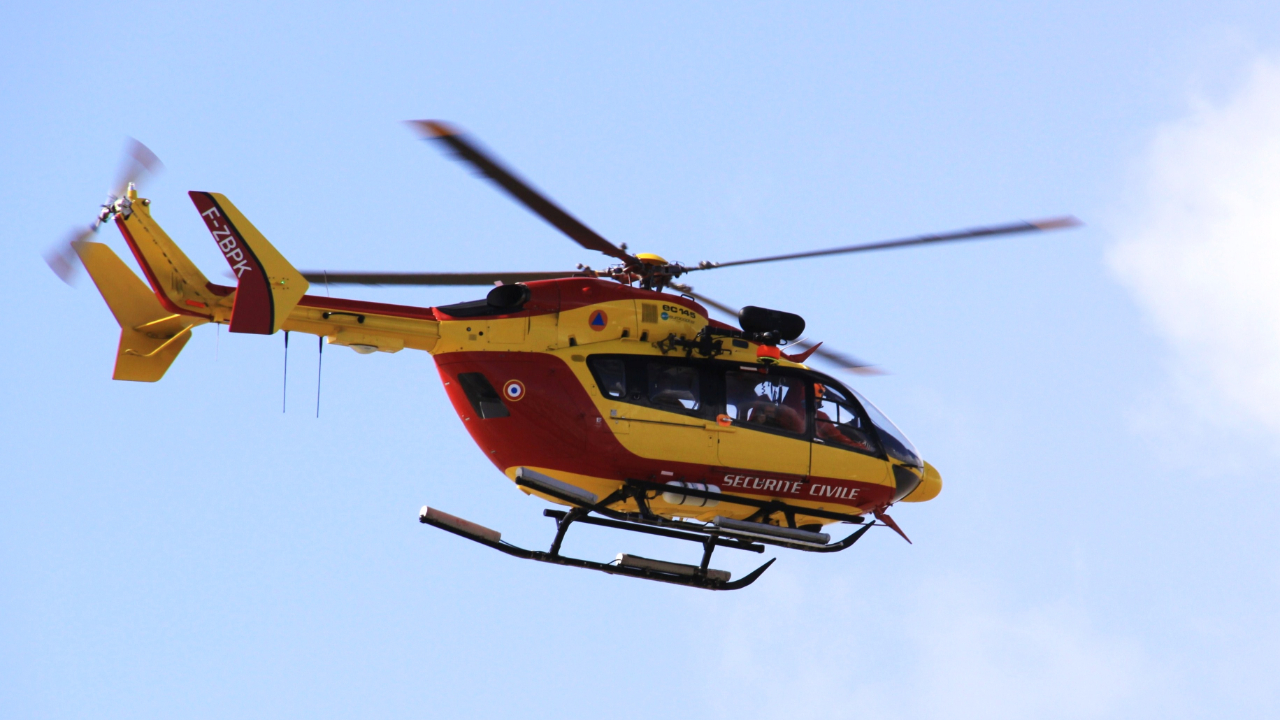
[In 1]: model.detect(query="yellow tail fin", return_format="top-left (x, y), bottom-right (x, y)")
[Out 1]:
top-left (75, 241), bottom-right (205, 382)
top-left (189, 192), bottom-right (309, 335)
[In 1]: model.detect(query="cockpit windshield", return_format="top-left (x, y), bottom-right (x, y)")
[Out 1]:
top-left (846, 386), bottom-right (922, 468)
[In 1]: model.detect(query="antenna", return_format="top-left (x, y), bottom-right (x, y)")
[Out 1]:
top-left (316, 335), bottom-right (324, 418)
top-left (282, 331), bottom-right (290, 413)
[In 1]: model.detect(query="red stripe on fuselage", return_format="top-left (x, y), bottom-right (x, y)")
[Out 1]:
top-left (296, 294), bottom-right (439, 320)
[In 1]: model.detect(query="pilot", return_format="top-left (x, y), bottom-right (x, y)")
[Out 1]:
top-left (774, 379), bottom-right (807, 433)
top-left (727, 372), bottom-right (804, 433)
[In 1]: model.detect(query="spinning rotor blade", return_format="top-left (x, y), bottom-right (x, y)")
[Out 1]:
top-left (111, 138), bottom-right (163, 198)
top-left (669, 282), bottom-right (739, 317)
top-left (669, 283), bottom-right (881, 375)
top-left (691, 216), bottom-right (1081, 272)
top-left (44, 227), bottom-right (95, 284)
top-left (791, 340), bottom-right (884, 376)
top-left (410, 120), bottom-right (637, 265)
top-left (299, 270), bottom-right (586, 286)
top-left (46, 138), bottom-right (163, 285)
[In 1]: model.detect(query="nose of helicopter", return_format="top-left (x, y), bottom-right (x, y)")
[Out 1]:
top-left (898, 461), bottom-right (942, 503)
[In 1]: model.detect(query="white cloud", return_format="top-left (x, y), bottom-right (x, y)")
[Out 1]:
top-left (1110, 57), bottom-right (1280, 435)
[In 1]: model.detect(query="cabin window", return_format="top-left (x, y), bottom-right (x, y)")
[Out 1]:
top-left (588, 354), bottom-right (710, 419)
top-left (591, 357), bottom-right (627, 399)
top-left (813, 383), bottom-right (879, 456)
top-left (648, 363), bottom-right (702, 414)
top-left (724, 371), bottom-right (808, 435)
top-left (456, 372), bottom-right (510, 419)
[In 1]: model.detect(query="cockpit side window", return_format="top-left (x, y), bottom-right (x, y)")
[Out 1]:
top-left (813, 383), bottom-right (880, 457)
top-left (724, 370), bottom-right (808, 435)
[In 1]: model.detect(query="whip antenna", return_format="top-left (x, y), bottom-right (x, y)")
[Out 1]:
top-left (282, 331), bottom-right (289, 413)
top-left (316, 336), bottom-right (324, 418)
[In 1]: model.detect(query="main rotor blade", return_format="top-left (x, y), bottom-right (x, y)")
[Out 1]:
top-left (299, 270), bottom-right (586, 286)
top-left (693, 216), bottom-right (1081, 271)
top-left (669, 282), bottom-right (739, 317)
top-left (410, 120), bottom-right (637, 265)
top-left (791, 340), bottom-right (884, 376)
top-left (669, 282), bottom-right (881, 374)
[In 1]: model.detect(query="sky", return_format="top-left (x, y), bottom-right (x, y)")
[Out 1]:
top-left (3, 2), bottom-right (1280, 718)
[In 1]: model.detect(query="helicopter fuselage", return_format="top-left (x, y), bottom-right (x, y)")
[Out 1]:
top-left (425, 277), bottom-right (938, 526)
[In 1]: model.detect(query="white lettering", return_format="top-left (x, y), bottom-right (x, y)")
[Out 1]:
top-left (201, 206), bottom-right (221, 219)
top-left (232, 260), bottom-right (251, 277)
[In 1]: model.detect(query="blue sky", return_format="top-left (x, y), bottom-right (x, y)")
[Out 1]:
top-left (4, 2), bottom-right (1280, 718)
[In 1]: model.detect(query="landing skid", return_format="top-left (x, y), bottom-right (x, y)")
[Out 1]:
top-left (420, 469), bottom-right (886, 590)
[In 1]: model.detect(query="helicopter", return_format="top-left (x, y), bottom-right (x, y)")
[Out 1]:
top-left (52, 122), bottom-right (1079, 591)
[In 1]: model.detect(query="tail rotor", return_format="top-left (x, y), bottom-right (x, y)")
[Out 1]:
top-left (45, 138), bottom-right (163, 285)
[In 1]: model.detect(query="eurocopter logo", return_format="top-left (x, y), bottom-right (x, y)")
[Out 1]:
top-left (199, 205), bottom-right (252, 277)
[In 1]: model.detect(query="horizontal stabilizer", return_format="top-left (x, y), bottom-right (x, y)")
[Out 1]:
top-left (189, 191), bottom-right (308, 334)
top-left (75, 240), bottom-right (201, 382)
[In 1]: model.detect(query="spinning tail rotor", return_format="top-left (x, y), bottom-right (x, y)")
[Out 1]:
top-left (45, 138), bottom-right (163, 285)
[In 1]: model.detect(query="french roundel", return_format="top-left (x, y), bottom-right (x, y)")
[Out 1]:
top-left (503, 380), bottom-right (526, 401)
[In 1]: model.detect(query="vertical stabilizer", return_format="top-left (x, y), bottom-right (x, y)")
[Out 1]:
top-left (188, 192), bottom-right (308, 334)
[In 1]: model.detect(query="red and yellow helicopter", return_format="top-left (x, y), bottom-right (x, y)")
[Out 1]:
top-left (53, 124), bottom-right (1078, 590)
